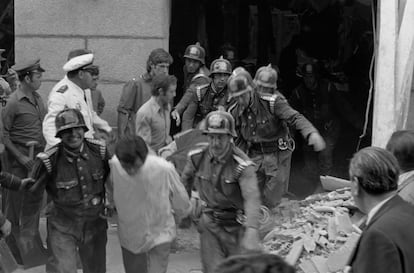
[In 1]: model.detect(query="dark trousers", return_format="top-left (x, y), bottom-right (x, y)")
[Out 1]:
top-left (121, 242), bottom-right (171, 273)
top-left (3, 161), bottom-right (44, 264)
top-left (47, 216), bottom-right (107, 273)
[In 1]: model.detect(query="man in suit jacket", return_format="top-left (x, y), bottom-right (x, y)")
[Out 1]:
top-left (347, 146), bottom-right (414, 273)
top-left (386, 130), bottom-right (414, 204)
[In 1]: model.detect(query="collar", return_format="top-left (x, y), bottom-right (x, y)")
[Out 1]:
top-left (63, 143), bottom-right (88, 162)
top-left (398, 170), bottom-right (414, 186)
top-left (141, 73), bottom-right (152, 82)
top-left (208, 144), bottom-right (232, 164)
top-left (366, 195), bottom-right (394, 225)
top-left (16, 88), bottom-right (39, 101)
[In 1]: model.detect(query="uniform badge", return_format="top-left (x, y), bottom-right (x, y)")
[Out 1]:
top-left (91, 197), bottom-right (101, 206)
top-left (56, 85), bottom-right (68, 93)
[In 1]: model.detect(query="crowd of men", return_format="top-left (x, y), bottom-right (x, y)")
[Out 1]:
top-left (0, 42), bottom-right (413, 273)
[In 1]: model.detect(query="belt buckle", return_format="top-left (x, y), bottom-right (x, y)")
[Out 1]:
top-left (91, 197), bottom-right (101, 206)
top-left (278, 138), bottom-right (288, 151)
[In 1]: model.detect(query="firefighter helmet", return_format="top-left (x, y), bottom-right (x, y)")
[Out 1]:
top-left (254, 64), bottom-right (278, 89)
top-left (227, 67), bottom-right (254, 98)
top-left (184, 42), bottom-right (206, 65)
top-left (55, 108), bottom-right (88, 138)
top-left (202, 110), bottom-right (237, 137)
top-left (210, 56), bottom-right (232, 75)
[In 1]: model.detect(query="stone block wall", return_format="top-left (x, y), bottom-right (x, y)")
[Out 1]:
top-left (15, 0), bottom-right (171, 126)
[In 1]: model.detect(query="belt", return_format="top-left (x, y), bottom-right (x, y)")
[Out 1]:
top-left (204, 207), bottom-right (245, 226)
top-left (249, 138), bottom-right (295, 153)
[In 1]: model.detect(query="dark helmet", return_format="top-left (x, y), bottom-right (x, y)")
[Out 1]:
top-left (184, 42), bottom-right (206, 65)
top-left (254, 64), bottom-right (278, 89)
top-left (227, 67), bottom-right (254, 98)
top-left (210, 56), bottom-right (232, 76)
top-left (55, 108), bottom-right (88, 138)
top-left (202, 110), bottom-right (237, 137)
top-left (299, 62), bottom-right (319, 77)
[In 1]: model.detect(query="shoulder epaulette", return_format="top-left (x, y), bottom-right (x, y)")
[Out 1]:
top-left (86, 138), bottom-right (107, 159)
top-left (232, 148), bottom-right (254, 180)
top-left (260, 93), bottom-right (278, 114)
top-left (188, 145), bottom-right (207, 157)
top-left (37, 146), bottom-right (58, 174)
top-left (56, 85), bottom-right (68, 93)
top-left (196, 84), bottom-right (210, 102)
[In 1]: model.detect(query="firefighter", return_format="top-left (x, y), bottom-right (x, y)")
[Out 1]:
top-left (32, 108), bottom-right (111, 273)
top-left (228, 67), bottom-right (325, 208)
top-left (181, 110), bottom-right (261, 273)
top-left (176, 56), bottom-right (232, 131)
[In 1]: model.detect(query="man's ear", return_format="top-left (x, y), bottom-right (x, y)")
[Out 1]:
top-left (351, 176), bottom-right (361, 197)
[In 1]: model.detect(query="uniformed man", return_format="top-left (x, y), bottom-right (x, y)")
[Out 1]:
top-left (31, 108), bottom-right (110, 273)
top-left (174, 57), bottom-right (232, 131)
top-left (171, 42), bottom-right (210, 128)
top-left (227, 67), bottom-right (325, 208)
top-left (43, 49), bottom-right (112, 149)
top-left (289, 63), bottom-right (363, 189)
top-left (1, 59), bottom-right (47, 264)
top-left (181, 110), bottom-right (262, 273)
top-left (117, 48), bottom-right (173, 138)
top-left (0, 49), bottom-right (12, 96)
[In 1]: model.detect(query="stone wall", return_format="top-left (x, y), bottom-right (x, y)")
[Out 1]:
top-left (15, 0), bottom-right (171, 127)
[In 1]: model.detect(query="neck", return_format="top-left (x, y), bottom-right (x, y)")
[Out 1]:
top-left (20, 84), bottom-right (34, 96)
top-left (155, 96), bottom-right (167, 109)
top-left (363, 191), bottom-right (395, 214)
top-left (68, 77), bottom-right (86, 90)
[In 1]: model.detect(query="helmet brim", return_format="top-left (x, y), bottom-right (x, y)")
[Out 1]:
top-left (55, 125), bottom-right (89, 138)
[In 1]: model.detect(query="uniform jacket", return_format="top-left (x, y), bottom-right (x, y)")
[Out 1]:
top-left (30, 138), bottom-right (110, 220)
top-left (181, 84), bottom-right (229, 131)
top-left (43, 76), bottom-right (111, 148)
top-left (348, 195), bottom-right (414, 273)
top-left (181, 144), bottom-right (261, 229)
top-left (228, 91), bottom-right (317, 152)
top-left (117, 73), bottom-right (153, 136)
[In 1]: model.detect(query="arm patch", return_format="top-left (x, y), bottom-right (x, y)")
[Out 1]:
top-left (56, 85), bottom-right (68, 93)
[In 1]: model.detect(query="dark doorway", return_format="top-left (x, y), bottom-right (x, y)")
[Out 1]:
top-left (169, 0), bottom-right (374, 197)
top-left (0, 0), bottom-right (14, 73)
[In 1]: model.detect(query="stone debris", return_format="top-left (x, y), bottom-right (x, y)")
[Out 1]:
top-left (262, 188), bottom-right (365, 273)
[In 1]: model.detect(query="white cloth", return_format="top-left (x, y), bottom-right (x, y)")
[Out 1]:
top-left (43, 76), bottom-right (111, 149)
top-left (63, 53), bottom-right (94, 72)
top-left (109, 154), bottom-right (191, 254)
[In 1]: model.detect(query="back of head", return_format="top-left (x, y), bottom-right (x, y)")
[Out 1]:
top-left (215, 253), bottom-right (296, 273)
top-left (386, 130), bottom-right (414, 173)
top-left (349, 146), bottom-right (399, 195)
top-left (147, 48), bottom-right (173, 73)
top-left (115, 135), bottom-right (149, 164)
top-left (151, 74), bottom-right (177, 96)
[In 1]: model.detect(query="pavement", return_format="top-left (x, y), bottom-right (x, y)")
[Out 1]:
top-left (11, 218), bottom-right (202, 273)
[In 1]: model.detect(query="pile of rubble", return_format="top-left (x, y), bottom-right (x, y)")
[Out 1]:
top-left (261, 188), bottom-right (365, 273)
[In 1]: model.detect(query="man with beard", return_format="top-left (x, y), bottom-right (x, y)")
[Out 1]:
top-left (31, 108), bottom-right (111, 273)
top-left (135, 74), bottom-right (177, 154)
top-left (118, 48), bottom-right (173, 138)
top-left (178, 57), bottom-right (232, 131)
top-left (181, 110), bottom-right (262, 273)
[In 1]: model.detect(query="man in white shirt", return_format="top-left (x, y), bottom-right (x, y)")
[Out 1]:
top-left (109, 135), bottom-right (191, 273)
top-left (43, 49), bottom-right (112, 149)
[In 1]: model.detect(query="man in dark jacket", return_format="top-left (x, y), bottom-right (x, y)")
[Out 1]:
top-left (347, 146), bottom-right (414, 273)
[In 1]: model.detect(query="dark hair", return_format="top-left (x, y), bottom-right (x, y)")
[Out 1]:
top-left (146, 48), bottom-right (173, 73)
top-left (115, 135), bottom-right (149, 164)
top-left (215, 253), bottom-right (296, 273)
top-left (386, 130), bottom-right (414, 172)
top-left (17, 72), bottom-right (34, 82)
top-left (151, 74), bottom-right (177, 96)
top-left (349, 146), bottom-right (399, 195)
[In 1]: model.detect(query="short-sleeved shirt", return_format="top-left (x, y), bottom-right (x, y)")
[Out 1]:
top-left (135, 97), bottom-right (171, 153)
top-left (2, 88), bottom-right (46, 148)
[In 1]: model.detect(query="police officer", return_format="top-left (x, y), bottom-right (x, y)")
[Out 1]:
top-left (175, 57), bottom-right (232, 131)
top-left (117, 48), bottom-right (173, 138)
top-left (289, 63), bottom-right (362, 189)
top-left (227, 67), bottom-right (325, 208)
top-left (43, 49), bottom-right (112, 149)
top-left (171, 42), bottom-right (210, 128)
top-left (181, 110), bottom-right (261, 273)
top-left (31, 108), bottom-right (110, 273)
top-left (1, 59), bottom-right (47, 264)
